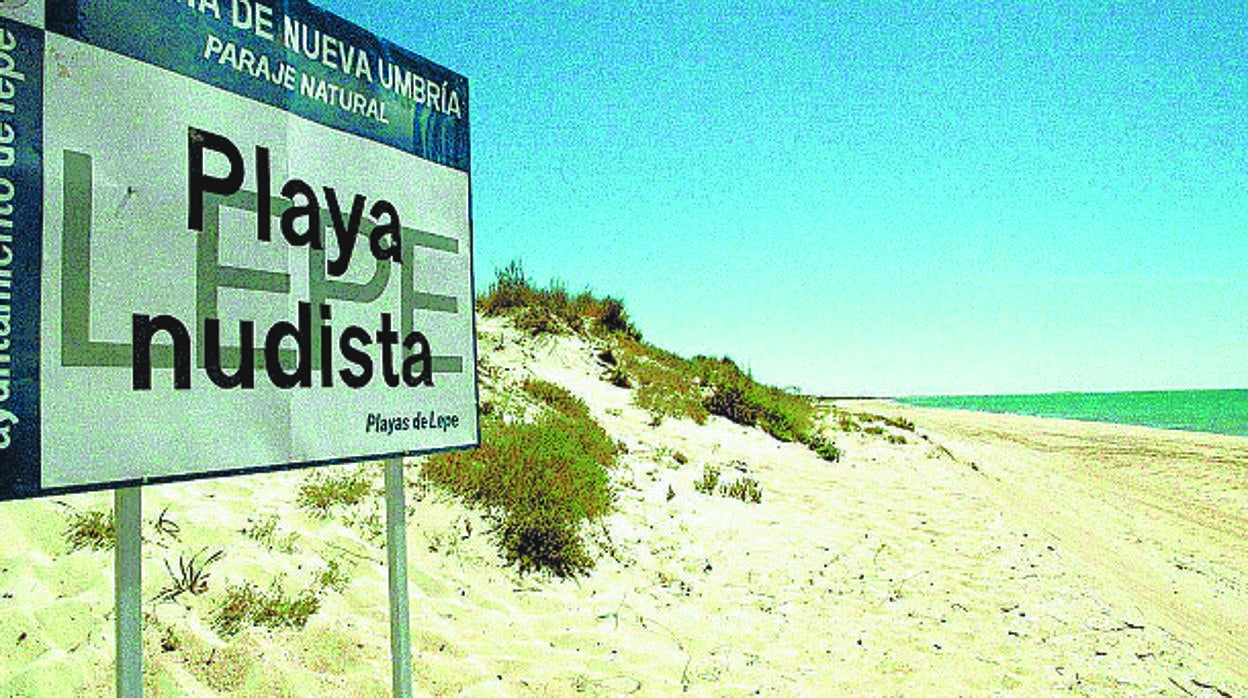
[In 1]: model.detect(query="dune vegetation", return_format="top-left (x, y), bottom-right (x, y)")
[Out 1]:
top-left (421, 260), bottom-right (841, 577)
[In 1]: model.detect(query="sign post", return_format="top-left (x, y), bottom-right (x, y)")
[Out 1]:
top-left (0, 1), bottom-right (478, 694)
top-left (114, 487), bottom-right (143, 698)
top-left (385, 458), bottom-right (413, 698)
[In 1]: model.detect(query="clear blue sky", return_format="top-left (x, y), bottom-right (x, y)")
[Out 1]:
top-left (320, 0), bottom-right (1246, 397)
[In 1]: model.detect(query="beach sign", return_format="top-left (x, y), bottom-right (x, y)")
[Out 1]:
top-left (0, 0), bottom-right (478, 501)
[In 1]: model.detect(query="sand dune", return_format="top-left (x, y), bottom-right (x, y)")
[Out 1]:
top-left (1, 317), bottom-right (1245, 695)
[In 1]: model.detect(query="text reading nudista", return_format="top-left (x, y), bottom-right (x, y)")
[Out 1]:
top-left (131, 126), bottom-right (436, 392)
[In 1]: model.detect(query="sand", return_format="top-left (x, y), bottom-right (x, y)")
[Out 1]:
top-left (1, 316), bottom-right (1245, 696)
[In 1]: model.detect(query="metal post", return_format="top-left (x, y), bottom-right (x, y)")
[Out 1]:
top-left (384, 458), bottom-right (413, 698)
top-left (115, 486), bottom-right (143, 698)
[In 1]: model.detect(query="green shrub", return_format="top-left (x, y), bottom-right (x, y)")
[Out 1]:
top-left (477, 260), bottom-right (641, 340)
top-left (696, 465), bottom-right (762, 503)
top-left (854, 411), bottom-right (916, 433)
top-left (693, 465), bottom-right (721, 495)
top-left (514, 306), bottom-right (559, 336)
top-left (242, 513), bottom-right (300, 553)
top-left (520, 379), bottom-right (618, 467)
top-left (618, 341), bottom-right (708, 424)
top-left (211, 580), bottom-right (320, 636)
top-left (495, 514), bottom-right (593, 577)
top-left (296, 467), bottom-right (374, 518)
top-left (313, 558), bottom-right (350, 593)
top-left (720, 476), bottom-right (763, 504)
top-left (478, 259), bottom-right (535, 315)
top-left (606, 367), bottom-right (631, 388)
top-left (702, 383), bottom-right (758, 425)
top-left (852, 411), bottom-right (913, 446)
top-left (757, 405), bottom-right (803, 443)
top-left (523, 378), bottom-right (590, 421)
top-left (882, 415), bottom-right (915, 432)
top-left (479, 264), bottom-right (841, 467)
top-left (801, 431), bottom-right (842, 463)
top-left (422, 401), bottom-right (617, 577)
top-left (241, 514), bottom-right (276, 543)
top-left (835, 411), bottom-right (861, 432)
top-left (689, 355), bottom-right (850, 463)
top-left (65, 509), bottom-right (115, 552)
top-left (692, 356), bottom-right (813, 443)
top-left (591, 297), bottom-right (641, 340)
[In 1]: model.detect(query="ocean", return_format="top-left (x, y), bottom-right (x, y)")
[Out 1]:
top-left (896, 389), bottom-right (1248, 438)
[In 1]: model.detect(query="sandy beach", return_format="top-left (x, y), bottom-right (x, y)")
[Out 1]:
top-left (1, 316), bottom-right (1246, 696)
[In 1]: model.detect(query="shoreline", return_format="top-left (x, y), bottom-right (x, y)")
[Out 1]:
top-left (883, 390), bottom-right (1248, 440)
top-left (853, 396), bottom-right (1248, 445)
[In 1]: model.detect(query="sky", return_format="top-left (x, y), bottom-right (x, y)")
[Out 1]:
top-left (319, 0), bottom-right (1247, 397)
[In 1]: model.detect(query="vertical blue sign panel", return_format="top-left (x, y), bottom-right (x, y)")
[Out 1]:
top-left (0, 18), bottom-right (42, 501)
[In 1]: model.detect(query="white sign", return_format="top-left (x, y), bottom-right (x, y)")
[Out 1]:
top-left (0, 0), bottom-right (478, 500)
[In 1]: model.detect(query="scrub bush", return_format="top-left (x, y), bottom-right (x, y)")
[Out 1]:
top-left (882, 415), bottom-right (915, 432)
top-left (693, 465), bottom-right (721, 495)
top-left (801, 431), bottom-right (842, 463)
top-left (477, 260), bottom-right (641, 340)
top-left (720, 476), bottom-right (763, 504)
top-left (692, 356), bottom-right (813, 442)
top-left (64, 509), bottom-right (115, 552)
top-left (478, 259), bottom-right (535, 315)
top-left (617, 340), bottom-right (708, 424)
top-left (422, 382), bottom-right (617, 578)
top-left (296, 466), bottom-right (374, 518)
top-left (211, 580), bottom-right (320, 636)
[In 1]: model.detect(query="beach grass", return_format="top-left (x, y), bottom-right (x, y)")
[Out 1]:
top-left (210, 580), bottom-right (321, 637)
top-left (477, 259), bottom-right (842, 463)
top-left (479, 259), bottom-right (642, 340)
top-left (63, 507), bottom-right (115, 552)
top-left (616, 340), bottom-right (709, 424)
top-left (296, 466), bottom-right (375, 519)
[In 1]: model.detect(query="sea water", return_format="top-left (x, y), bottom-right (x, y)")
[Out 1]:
top-left (897, 389), bottom-right (1248, 438)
